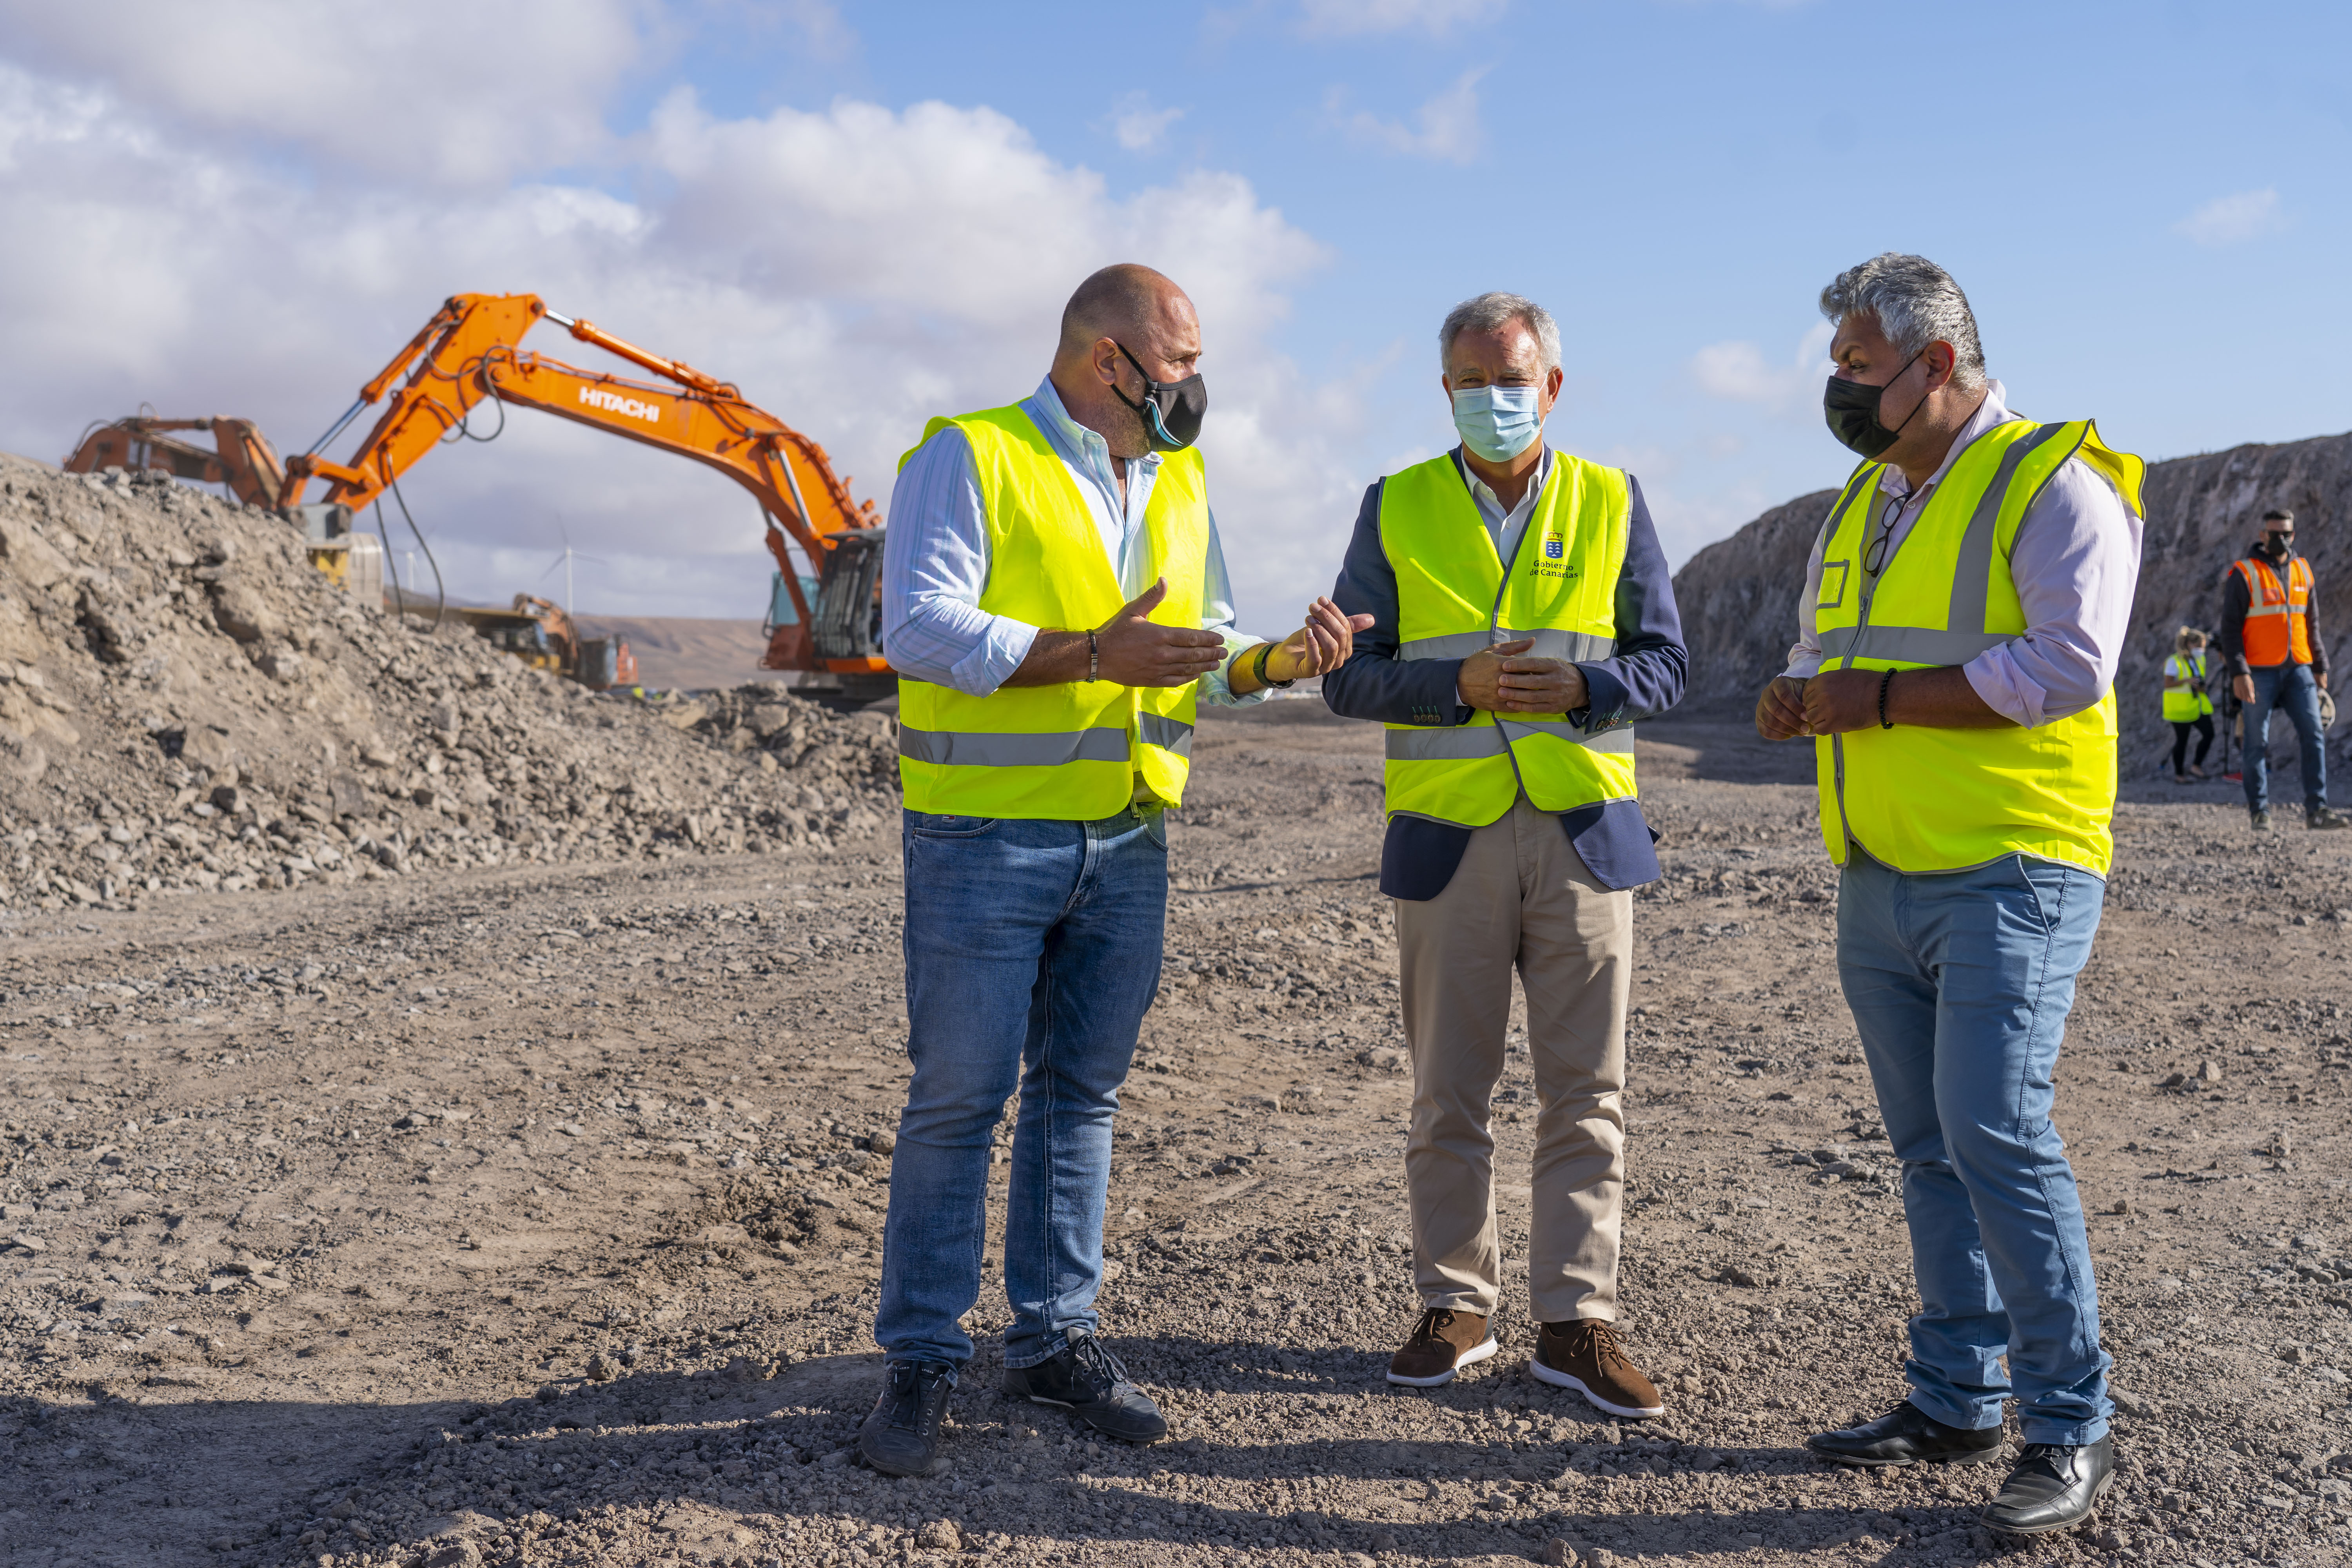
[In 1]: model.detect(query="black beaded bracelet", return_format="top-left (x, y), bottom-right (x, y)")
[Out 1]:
top-left (1087, 629), bottom-right (1100, 682)
top-left (1878, 668), bottom-right (1896, 729)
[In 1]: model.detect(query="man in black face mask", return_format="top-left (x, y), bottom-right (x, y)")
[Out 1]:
top-left (1755, 253), bottom-right (2146, 1539)
top-left (2218, 508), bottom-right (2344, 830)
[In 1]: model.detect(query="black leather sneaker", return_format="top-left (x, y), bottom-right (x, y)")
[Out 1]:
top-left (1807, 1400), bottom-right (2007, 1468)
top-left (1001, 1329), bottom-right (1167, 1444)
top-left (2309, 806), bottom-right (2350, 831)
top-left (857, 1360), bottom-right (954, 1477)
top-left (1982, 1436), bottom-right (2114, 1534)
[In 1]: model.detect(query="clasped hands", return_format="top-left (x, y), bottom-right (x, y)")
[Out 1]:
top-left (1754, 670), bottom-right (1885, 738)
top-left (1457, 637), bottom-right (1588, 713)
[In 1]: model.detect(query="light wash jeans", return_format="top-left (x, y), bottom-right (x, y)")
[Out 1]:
top-left (1836, 852), bottom-right (2112, 1446)
top-left (873, 805), bottom-right (1167, 1374)
top-left (2241, 662), bottom-right (2330, 815)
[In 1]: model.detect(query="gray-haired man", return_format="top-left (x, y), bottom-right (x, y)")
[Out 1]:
top-left (1323, 292), bottom-right (1686, 1414)
top-left (1757, 253), bottom-right (2142, 1535)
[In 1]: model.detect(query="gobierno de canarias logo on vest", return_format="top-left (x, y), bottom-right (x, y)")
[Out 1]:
top-left (1533, 531), bottom-right (1579, 581)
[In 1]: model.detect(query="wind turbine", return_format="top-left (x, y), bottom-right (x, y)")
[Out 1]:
top-left (541, 515), bottom-right (609, 613)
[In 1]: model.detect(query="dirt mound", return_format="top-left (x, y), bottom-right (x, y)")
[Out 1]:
top-left (1670, 429), bottom-right (2352, 775)
top-left (0, 455), bottom-right (897, 915)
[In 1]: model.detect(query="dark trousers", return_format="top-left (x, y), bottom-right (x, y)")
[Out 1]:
top-left (2169, 716), bottom-right (2213, 775)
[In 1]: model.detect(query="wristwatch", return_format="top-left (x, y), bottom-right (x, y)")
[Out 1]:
top-left (1252, 642), bottom-right (1293, 690)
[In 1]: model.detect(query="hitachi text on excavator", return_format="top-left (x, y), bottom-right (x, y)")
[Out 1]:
top-left (281, 292), bottom-right (889, 701)
top-left (71, 293), bottom-right (894, 703)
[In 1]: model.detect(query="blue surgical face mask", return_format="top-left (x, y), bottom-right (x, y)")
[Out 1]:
top-left (1449, 383), bottom-right (1544, 463)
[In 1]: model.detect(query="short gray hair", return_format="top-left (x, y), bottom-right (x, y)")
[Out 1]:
top-left (1819, 253), bottom-right (1985, 389)
top-left (1439, 292), bottom-right (1561, 373)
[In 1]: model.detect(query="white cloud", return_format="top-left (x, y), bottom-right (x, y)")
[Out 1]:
top-left (1688, 323), bottom-right (1832, 411)
top-left (0, 58), bottom-right (1356, 629)
top-left (2174, 187), bottom-right (2285, 247)
top-left (0, 0), bottom-right (656, 188)
top-left (1110, 93), bottom-right (1185, 152)
top-left (1298, 0), bottom-right (1506, 36)
top-left (1327, 68), bottom-right (1485, 164)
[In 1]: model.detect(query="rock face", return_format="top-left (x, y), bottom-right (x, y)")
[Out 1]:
top-left (1669, 430), bottom-right (2352, 776)
top-left (0, 454), bottom-right (897, 915)
top-left (1665, 488), bottom-right (1839, 720)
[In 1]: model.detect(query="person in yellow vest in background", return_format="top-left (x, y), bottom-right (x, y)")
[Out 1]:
top-left (1754, 254), bottom-right (2143, 1535)
top-left (1323, 293), bottom-right (1688, 1417)
top-left (2219, 508), bottom-right (2345, 830)
top-left (859, 264), bottom-right (1370, 1477)
top-left (2162, 626), bottom-right (2216, 783)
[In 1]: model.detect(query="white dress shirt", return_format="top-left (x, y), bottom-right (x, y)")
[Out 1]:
top-left (1781, 381), bottom-right (2143, 726)
top-left (880, 376), bottom-right (1266, 702)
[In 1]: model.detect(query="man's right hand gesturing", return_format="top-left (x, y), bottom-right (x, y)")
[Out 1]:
top-left (1005, 577), bottom-right (1227, 688)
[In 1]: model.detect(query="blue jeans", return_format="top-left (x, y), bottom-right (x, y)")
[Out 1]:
top-left (874, 804), bottom-right (1168, 1373)
top-left (2241, 662), bottom-right (2330, 814)
top-left (1836, 853), bottom-right (2112, 1446)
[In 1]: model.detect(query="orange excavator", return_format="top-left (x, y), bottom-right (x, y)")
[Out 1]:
top-left (278, 292), bottom-right (891, 699)
top-left (65, 416), bottom-right (287, 508)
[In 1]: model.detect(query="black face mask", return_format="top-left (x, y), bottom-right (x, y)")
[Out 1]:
top-left (1111, 342), bottom-right (1207, 452)
top-left (1822, 352), bottom-right (1926, 459)
top-left (2265, 533), bottom-right (2296, 562)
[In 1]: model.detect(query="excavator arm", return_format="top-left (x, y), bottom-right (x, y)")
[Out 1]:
top-left (281, 292), bottom-right (886, 674)
top-left (65, 417), bottom-right (286, 510)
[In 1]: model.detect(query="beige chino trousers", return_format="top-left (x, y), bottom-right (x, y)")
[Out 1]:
top-left (1396, 793), bottom-right (1633, 1325)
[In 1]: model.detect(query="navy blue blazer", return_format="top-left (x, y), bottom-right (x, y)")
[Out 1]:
top-left (1321, 448), bottom-right (1688, 900)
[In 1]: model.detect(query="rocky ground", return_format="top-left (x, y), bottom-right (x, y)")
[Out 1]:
top-left (3, 701), bottom-right (2349, 1568)
top-left (0, 458), bottom-right (896, 920)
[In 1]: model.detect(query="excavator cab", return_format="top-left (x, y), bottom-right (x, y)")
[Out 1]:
top-left (811, 530), bottom-right (891, 704)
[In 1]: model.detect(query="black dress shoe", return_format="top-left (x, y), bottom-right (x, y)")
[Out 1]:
top-left (1983, 1435), bottom-right (2114, 1534)
top-left (857, 1360), bottom-right (954, 1477)
top-left (1807, 1399), bottom-right (2007, 1467)
top-left (1001, 1328), bottom-right (1167, 1444)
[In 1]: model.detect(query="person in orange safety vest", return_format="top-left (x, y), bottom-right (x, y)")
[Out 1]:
top-left (2218, 508), bottom-right (2345, 830)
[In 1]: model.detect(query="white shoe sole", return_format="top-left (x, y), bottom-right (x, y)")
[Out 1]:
top-left (1529, 1357), bottom-right (1665, 1418)
top-left (1386, 1335), bottom-right (1498, 1387)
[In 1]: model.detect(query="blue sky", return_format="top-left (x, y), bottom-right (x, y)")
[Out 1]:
top-left (3, 0), bottom-right (2347, 632)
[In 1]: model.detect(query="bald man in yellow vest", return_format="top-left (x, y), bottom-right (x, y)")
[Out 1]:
top-left (857, 263), bottom-right (1368, 1477)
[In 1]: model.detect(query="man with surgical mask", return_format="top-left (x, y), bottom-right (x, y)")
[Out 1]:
top-left (2219, 508), bottom-right (2344, 830)
top-left (1323, 292), bottom-right (1686, 1416)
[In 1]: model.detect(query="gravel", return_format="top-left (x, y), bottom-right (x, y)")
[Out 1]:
top-left (0, 456), bottom-right (895, 918)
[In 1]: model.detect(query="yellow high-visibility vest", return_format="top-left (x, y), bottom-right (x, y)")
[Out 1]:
top-left (2161, 652), bottom-right (2212, 722)
top-left (1811, 417), bottom-right (2145, 876)
top-left (894, 404), bottom-right (1207, 818)
top-left (1380, 452), bottom-right (1635, 826)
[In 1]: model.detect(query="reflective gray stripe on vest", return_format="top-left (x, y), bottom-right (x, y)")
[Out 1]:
top-left (1385, 722), bottom-right (1634, 761)
top-left (1398, 628), bottom-right (1617, 662)
top-left (898, 726), bottom-right (1130, 767)
top-left (1501, 719), bottom-right (1636, 755)
top-left (1818, 624), bottom-right (2011, 666)
top-left (1947, 421), bottom-right (2075, 639)
top-left (1136, 712), bottom-right (1195, 758)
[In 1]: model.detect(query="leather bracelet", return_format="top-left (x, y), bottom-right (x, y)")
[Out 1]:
top-left (1878, 668), bottom-right (1896, 729)
top-left (1087, 629), bottom-right (1100, 683)
top-left (1253, 641), bottom-right (1293, 690)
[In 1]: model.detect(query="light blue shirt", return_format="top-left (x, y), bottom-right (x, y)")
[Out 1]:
top-left (1459, 446), bottom-right (1552, 567)
top-left (881, 376), bottom-right (1267, 702)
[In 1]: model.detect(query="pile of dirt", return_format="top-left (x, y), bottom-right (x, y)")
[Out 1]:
top-left (1670, 428), bottom-right (2352, 775)
top-left (0, 456), bottom-right (897, 916)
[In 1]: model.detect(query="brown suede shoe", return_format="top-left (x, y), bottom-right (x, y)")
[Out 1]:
top-left (1387, 1308), bottom-right (1497, 1387)
top-left (1533, 1319), bottom-right (1664, 1418)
